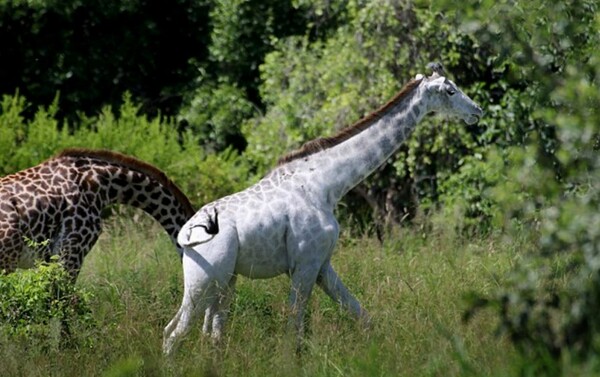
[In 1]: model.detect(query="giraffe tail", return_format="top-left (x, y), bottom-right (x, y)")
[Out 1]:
top-left (177, 207), bottom-right (219, 247)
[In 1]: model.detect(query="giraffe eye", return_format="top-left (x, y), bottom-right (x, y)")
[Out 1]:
top-left (446, 88), bottom-right (456, 96)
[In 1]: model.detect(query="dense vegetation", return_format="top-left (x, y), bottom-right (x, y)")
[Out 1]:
top-left (1, 0), bottom-right (599, 375)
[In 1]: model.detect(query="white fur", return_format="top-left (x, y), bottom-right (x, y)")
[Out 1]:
top-left (163, 67), bottom-right (483, 355)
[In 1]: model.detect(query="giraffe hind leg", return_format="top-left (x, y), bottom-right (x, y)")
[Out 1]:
top-left (202, 305), bottom-right (214, 335)
top-left (208, 274), bottom-right (237, 343)
top-left (163, 279), bottom-right (220, 356)
top-left (163, 227), bottom-right (238, 355)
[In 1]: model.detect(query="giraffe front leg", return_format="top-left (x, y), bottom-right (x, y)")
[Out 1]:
top-left (288, 264), bottom-right (320, 353)
top-left (54, 215), bottom-right (101, 280)
top-left (0, 226), bottom-right (24, 274)
top-left (317, 262), bottom-right (371, 326)
top-left (0, 199), bottom-right (24, 274)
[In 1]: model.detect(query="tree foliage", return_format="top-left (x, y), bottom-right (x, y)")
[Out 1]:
top-left (0, 92), bottom-right (251, 207)
top-left (0, 257), bottom-right (94, 341)
top-left (0, 0), bottom-right (211, 121)
top-left (450, 0), bottom-right (600, 373)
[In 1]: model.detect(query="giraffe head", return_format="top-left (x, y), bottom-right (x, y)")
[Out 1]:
top-left (416, 62), bottom-right (483, 125)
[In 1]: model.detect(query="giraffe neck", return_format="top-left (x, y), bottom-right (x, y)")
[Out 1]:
top-left (291, 83), bottom-right (427, 205)
top-left (65, 154), bottom-right (194, 252)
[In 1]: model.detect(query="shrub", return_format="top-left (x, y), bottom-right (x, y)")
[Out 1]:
top-left (436, 151), bottom-right (501, 235)
top-left (0, 92), bottom-right (253, 207)
top-left (178, 81), bottom-right (255, 152)
top-left (456, 0), bottom-right (600, 373)
top-left (0, 257), bottom-right (94, 341)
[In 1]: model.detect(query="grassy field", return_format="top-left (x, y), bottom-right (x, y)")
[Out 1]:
top-left (0, 217), bottom-right (525, 377)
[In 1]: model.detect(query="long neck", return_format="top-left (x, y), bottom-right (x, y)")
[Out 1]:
top-left (300, 84), bottom-right (427, 204)
top-left (71, 157), bottom-right (194, 252)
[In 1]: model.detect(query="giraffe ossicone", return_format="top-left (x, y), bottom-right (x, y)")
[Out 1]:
top-left (163, 63), bottom-right (483, 355)
top-left (0, 148), bottom-right (195, 279)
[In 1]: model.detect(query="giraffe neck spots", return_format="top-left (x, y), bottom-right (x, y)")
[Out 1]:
top-left (279, 83), bottom-right (427, 204)
top-left (78, 159), bottom-right (191, 244)
top-left (277, 78), bottom-right (423, 166)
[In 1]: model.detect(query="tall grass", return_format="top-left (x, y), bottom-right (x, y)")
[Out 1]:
top-left (0, 215), bottom-right (523, 376)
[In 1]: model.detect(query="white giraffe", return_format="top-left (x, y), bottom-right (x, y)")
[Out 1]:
top-left (163, 63), bottom-right (483, 355)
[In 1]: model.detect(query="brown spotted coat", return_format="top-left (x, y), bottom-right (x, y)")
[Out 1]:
top-left (0, 148), bottom-right (195, 278)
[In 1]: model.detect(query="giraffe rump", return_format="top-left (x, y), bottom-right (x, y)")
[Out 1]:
top-left (277, 78), bottom-right (423, 166)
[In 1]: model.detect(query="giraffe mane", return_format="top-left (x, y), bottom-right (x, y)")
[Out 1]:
top-left (276, 77), bottom-right (423, 166)
top-left (56, 148), bottom-right (196, 217)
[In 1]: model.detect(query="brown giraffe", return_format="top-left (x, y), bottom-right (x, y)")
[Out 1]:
top-left (0, 148), bottom-right (195, 279)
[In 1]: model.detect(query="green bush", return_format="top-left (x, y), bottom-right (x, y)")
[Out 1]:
top-left (0, 257), bottom-right (94, 340)
top-left (436, 151), bottom-right (501, 235)
top-left (178, 81), bottom-right (255, 152)
top-left (0, 92), bottom-right (252, 207)
top-left (453, 0), bottom-right (600, 373)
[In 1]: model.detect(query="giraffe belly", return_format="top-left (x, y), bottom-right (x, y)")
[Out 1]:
top-left (230, 201), bottom-right (290, 279)
top-left (235, 243), bottom-right (289, 279)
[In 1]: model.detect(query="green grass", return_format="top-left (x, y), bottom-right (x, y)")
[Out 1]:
top-left (0, 217), bottom-right (523, 376)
